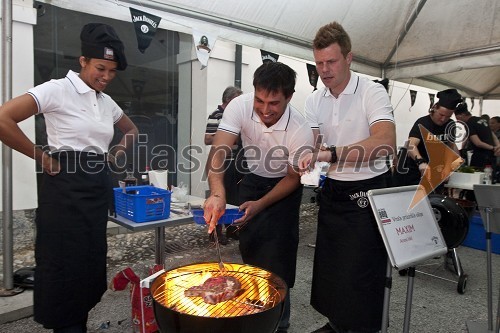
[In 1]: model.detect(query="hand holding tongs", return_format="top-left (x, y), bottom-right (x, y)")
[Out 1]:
top-left (200, 200), bottom-right (227, 273)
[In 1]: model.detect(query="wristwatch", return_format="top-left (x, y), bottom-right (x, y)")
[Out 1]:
top-left (326, 145), bottom-right (338, 164)
top-left (415, 158), bottom-right (427, 166)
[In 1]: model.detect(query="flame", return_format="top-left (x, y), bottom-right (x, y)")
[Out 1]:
top-left (152, 262), bottom-right (285, 318)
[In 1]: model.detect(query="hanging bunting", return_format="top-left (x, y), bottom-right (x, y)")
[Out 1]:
top-left (410, 90), bottom-right (417, 111)
top-left (429, 93), bottom-right (435, 110)
top-left (306, 64), bottom-right (318, 91)
top-left (192, 29), bottom-right (217, 70)
top-left (129, 7), bottom-right (162, 54)
top-left (260, 50), bottom-right (279, 63)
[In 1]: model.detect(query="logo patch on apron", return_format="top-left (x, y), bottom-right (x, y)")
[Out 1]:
top-left (349, 191), bottom-right (369, 208)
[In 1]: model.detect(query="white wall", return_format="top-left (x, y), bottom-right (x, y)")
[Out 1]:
top-left (0, 1), bottom-right (38, 210)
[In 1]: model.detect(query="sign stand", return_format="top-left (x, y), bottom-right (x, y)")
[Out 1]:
top-left (381, 260), bottom-right (392, 333)
top-left (403, 267), bottom-right (416, 333)
top-left (367, 185), bottom-right (448, 333)
top-left (466, 185), bottom-right (500, 333)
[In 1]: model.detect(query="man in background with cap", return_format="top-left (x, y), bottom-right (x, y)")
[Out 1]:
top-left (395, 88), bottom-right (463, 189)
top-left (0, 23), bottom-right (137, 333)
top-left (454, 103), bottom-right (500, 169)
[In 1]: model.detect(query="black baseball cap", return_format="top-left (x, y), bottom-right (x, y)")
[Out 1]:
top-left (436, 89), bottom-right (462, 110)
top-left (80, 23), bottom-right (127, 70)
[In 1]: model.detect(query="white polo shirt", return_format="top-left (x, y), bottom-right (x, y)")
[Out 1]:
top-left (28, 70), bottom-right (123, 153)
top-left (218, 92), bottom-right (314, 178)
top-left (305, 71), bottom-right (394, 181)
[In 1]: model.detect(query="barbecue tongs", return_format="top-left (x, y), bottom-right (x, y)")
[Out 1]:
top-left (211, 229), bottom-right (227, 273)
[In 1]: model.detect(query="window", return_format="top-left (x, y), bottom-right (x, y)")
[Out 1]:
top-left (34, 2), bottom-right (179, 187)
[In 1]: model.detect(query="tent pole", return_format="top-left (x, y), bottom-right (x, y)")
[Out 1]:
top-left (1, 0), bottom-right (15, 292)
top-left (383, 0), bottom-right (428, 67)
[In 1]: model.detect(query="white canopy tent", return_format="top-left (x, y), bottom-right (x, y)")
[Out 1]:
top-left (38, 0), bottom-right (500, 100)
top-left (3, 0), bottom-right (499, 291)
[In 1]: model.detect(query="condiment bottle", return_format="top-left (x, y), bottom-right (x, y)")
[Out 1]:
top-left (483, 165), bottom-right (493, 185)
top-left (124, 165), bottom-right (137, 186)
top-left (141, 166), bottom-right (150, 185)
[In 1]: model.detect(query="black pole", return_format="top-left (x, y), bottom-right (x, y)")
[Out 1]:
top-left (234, 44), bottom-right (242, 88)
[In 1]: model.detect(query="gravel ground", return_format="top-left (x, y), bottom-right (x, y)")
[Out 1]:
top-left (0, 199), bottom-right (499, 333)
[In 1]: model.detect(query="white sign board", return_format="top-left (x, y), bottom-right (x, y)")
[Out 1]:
top-left (473, 184), bottom-right (500, 234)
top-left (367, 185), bottom-right (448, 270)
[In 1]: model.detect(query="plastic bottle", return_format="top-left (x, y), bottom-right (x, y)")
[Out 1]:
top-left (141, 166), bottom-right (150, 186)
top-left (124, 164), bottom-right (137, 187)
top-left (483, 164), bottom-right (493, 185)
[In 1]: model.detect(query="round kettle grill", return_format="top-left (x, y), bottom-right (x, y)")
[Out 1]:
top-left (428, 194), bottom-right (470, 249)
top-left (150, 262), bottom-right (287, 333)
top-left (428, 194), bottom-right (471, 294)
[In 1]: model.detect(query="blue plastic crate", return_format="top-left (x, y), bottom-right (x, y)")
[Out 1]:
top-left (114, 185), bottom-right (171, 222)
top-left (462, 213), bottom-right (500, 254)
top-left (192, 208), bottom-right (244, 225)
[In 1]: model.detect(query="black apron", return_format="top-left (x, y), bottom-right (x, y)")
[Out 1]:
top-left (238, 173), bottom-right (302, 288)
top-left (470, 150), bottom-right (494, 168)
top-left (311, 173), bottom-right (389, 332)
top-left (34, 152), bottom-right (110, 329)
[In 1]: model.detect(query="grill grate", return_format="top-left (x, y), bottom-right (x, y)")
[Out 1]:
top-left (151, 263), bottom-right (285, 318)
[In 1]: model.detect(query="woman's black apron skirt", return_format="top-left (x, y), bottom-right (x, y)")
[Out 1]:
top-left (311, 172), bottom-right (389, 332)
top-left (34, 151), bottom-right (110, 329)
top-left (237, 172), bottom-right (302, 288)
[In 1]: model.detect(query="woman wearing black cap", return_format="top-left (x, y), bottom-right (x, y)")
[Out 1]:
top-left (393, 88), bottom-right (463, 189)
top-left (0, 23), bottom-right (138, 332)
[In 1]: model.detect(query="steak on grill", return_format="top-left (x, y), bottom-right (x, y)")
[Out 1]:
top-left (184, 276), bottom-right (242, 304)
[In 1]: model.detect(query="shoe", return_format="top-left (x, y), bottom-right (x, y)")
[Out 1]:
top-left (226, 225), bottom-right (239, 240)
top-left (311, 322), bottom-right (335, 333)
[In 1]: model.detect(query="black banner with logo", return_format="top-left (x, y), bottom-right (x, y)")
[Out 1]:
top-left (410, 90), bottom-right (417, 107)
top-left (306, 64), bottom-right (318, 91)
top-left (129, 7), bottom-right (162, 54)
top-left (429, 93), bottom-right (435, 109)
top-left (260, 50), bottom-right (279, 63)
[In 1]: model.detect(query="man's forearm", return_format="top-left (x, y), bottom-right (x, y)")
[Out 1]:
top-left (207, 147), bottom-right (228, 198)
top-left (257, 173), bottom-right (301, 209)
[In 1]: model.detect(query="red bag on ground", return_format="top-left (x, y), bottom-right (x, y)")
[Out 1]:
top-left (111, 264), bottom-right (163, 333)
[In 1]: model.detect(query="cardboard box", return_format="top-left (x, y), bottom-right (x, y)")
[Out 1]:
top-left (462, 213), bottom-right (500, 254)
